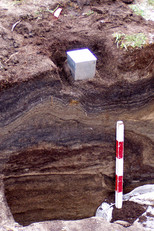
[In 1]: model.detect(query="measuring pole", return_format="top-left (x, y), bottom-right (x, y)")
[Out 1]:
top-left (115, 121), bottom-right (124, 209)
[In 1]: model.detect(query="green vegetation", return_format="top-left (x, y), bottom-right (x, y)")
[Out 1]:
top-left (129, 5), bottom-right (145, 17)
top-left (83, 11), bottom-right (94, 16)
top-left (33, 5), bottom-right (60, 19)
top-left (13, 0), bottom-right (24, 5)
top-left (112, 32), bottom-right (147, 50)
top-left (46, 5), bottom-right (60, 14)
top-left (148, 0), bottom-right (154, 6)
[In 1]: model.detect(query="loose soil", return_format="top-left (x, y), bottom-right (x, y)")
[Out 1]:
top-left (112, 201), bottom-right (145, 224)
top-left (104, 192), bottom-right (146, 225)
top-left (0, 0), bottom-right (154, 88)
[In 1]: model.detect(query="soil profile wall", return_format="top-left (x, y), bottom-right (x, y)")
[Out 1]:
top-left (0, 0), bottom-right (154, 226)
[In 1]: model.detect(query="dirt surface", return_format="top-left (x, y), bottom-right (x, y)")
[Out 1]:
top-left (0, 0), bottom-right (154, 228)
top-left (0, 0), bottom-right (154, 87)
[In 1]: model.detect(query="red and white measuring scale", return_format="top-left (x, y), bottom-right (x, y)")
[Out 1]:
top-left (115, 121), bottom-right (124, 209)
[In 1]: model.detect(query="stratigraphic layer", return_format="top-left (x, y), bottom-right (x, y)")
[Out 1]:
top-left (0, 70), bottom-right (153, 225)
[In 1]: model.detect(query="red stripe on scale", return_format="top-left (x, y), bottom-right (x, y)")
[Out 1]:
top-left (115, 175), bottom-right (123, 193)
top-left (116, 141), bottom-right (123, 159)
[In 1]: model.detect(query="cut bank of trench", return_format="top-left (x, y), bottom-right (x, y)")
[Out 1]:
top-left (0, 0), bottom-right (154, 227)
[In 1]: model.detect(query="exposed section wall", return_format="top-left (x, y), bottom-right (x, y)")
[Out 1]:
top-left (0, 0), bottom-right (153, 227)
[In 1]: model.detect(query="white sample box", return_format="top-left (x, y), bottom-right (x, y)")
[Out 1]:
top-left (67, 48), bottom-right (97, 80)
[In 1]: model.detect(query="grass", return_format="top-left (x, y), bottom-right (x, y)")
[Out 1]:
top-left (129, 5), bottom-right (145, 17)
top-left (83, 11), bottom-right (94, 16)
top-left (112, 32), bottom-right (147, 50)
top-left (148, 0), bottom-right (154, 6)
top-left (12, 0), bottom-right (24, 5)
top-left (46, 5), bottom-right (60, 14)
top-left (33, 5), bottom-right (60, 19)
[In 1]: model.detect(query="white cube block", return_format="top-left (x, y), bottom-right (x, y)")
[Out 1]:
top-left (67, 48), bottom-right (97, 80)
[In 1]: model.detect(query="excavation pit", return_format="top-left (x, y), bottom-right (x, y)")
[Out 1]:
top-left (3, 146), bottom-right (113, 226)
top-left (0, 0), bottom-right (154, 228)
